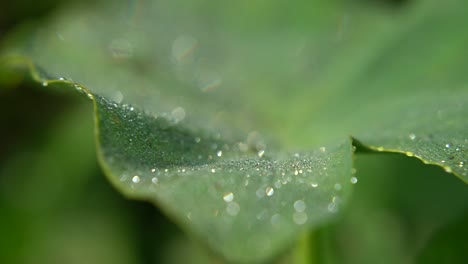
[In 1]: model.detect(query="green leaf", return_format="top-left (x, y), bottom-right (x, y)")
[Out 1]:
top-left (0, 104), bottom-right (139, 264)
top-left (321, 153), bottom-right (468, 264)
top-left (1, 0), bottom-right (467, 262)
top-left (416, 212), bottom-right (468, 264)
top-left (94, 93), bottom-right (353, 262)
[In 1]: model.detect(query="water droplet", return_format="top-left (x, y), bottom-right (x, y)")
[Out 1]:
top-left (459, 162), bottom-right (464, 168)
top-left (42, 81), bottom-right (48, 87)
top-left (350, 177), bottom-right (358, 184)
top-left (294, 170), bottom-right (299, 176)
top-left (334, 183), bottom-right (342, 191)
top-left (351, 168), bottom-right (357, 174)
top-left (265, 187), bottom-right (274, 196)
top-left (294, 200), bottom-right (306, 212)
top-left (247, 131), bottom-right (266, 152)
top-left (197, 69), bottom-right (223, 92)
top-left (73, 84), bottom-right (82, 92)
top-left (217, 150), bottom-right (223, 157)
top-left (109, 39), bottom-right (133, 59)
top-left (119, 174), bottom-right (128, 182)
top-left (311, 183), bottom-right (318, 188)
top-left (332, 196), bottom-right (339, 203)
top-left (223, 192), bottom-right (234, 202)
top-left (211, 168), bottom-right (216, 173)
top-left (238, 142), bottom-right (249, 152)
top-left (172, 35), bottom-right (198, 62)
top-left (258, 150), bottom-right (265, 158)
top-left (151, 168), bottom-right (156, 173)
top-left (327, 202), bottom-right (338, 213)
top-left (409, 134), bottom-right (416, 140)
top-left (256, 188), bottom-right (265, 198)
top-left (274, 181), bottom-right (282, 189)
top-left (446, 144), bottom-right (451, 148)
top-left (132, 175), bottom-right (140, 183)
top-left (171, 107), bottom-right (186, 123)
top-left (111, 91), bottom-right (123, 103)
top-left (151, 177), bottom-right (159, 184)
top-left (445, 167), bottom-right (453, 173)
top-left (406, 152), bottom-right (414, 157)
top-left (293, 212), bottom-right (308, 225)
top-left (270, 214), bottom-right (281, 227)
top-left (226, 202), bottom-right (240, 216)
top-left (320, 147), bottom-right (326, 152)
top-left (195, 137), bottom-right (201, 143)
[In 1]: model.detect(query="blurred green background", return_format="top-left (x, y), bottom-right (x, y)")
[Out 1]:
top-left (1, 0), bottom-right (467, 263)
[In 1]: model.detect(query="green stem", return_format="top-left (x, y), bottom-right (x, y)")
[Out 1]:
top-left (294, 231), bottom-right (313, 264)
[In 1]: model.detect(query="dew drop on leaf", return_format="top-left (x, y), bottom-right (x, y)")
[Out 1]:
top-left (327, 202), bottom-right (337, 213)
top-left (265, 187), bottom-right (274, 196)
top-left (226, 202), bottom-right (240, 216)
top-left (132, 175), bottom-right (140, 183)
top-left (172, 35), bottom-right (198, 62)
top-left (258, 150), bottom-right (265, 157)
top-left (171, 107), bottom-right (186, 123)
top-left (223, 192), bottom-right (234, 202)
top-left (293, 200), bottom-right (306, 212)
top-left (293, 212), bottom-right (308, 225)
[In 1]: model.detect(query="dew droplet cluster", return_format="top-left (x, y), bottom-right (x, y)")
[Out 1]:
top-left (366, 132), bottom-right (467, 180)
top-left (76, 90), bottom-right (359, 263)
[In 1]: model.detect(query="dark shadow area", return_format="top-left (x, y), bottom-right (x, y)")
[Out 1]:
top-left (320, 152), bottom-right (468, 264)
